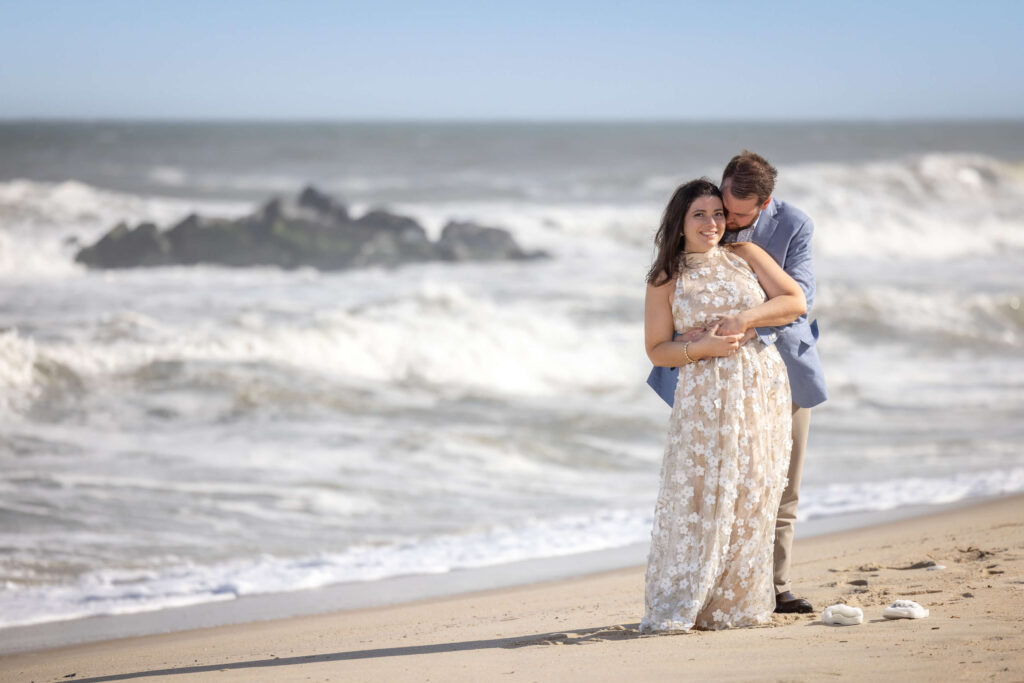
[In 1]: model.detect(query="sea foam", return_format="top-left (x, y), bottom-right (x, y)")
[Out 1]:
top-left (1, 467), bottom-right (1021, 630)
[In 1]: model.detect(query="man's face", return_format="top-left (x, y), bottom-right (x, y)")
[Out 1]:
top-left (721, 178), bottom-right (770, 230)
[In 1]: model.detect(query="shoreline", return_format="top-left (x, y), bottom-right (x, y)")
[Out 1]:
top-left (0, 493), bottom-right (1015, 657)
top-left (2, 492), bottom-right (1020, 682)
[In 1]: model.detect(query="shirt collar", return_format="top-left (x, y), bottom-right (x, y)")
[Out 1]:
top-left (746, 210), bottom-right (762, 233)
top-left (726, 210), bottom-right (761, 243)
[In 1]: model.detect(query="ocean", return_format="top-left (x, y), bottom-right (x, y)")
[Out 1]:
top-left (1, 120), bottom-right (1022, 629)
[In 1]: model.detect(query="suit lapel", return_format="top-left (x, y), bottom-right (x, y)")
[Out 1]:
top-left (752, 197), bottom-right (780, 251)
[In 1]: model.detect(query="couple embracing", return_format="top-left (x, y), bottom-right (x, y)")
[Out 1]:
top-left (641, 151), bottom-right (827, 632)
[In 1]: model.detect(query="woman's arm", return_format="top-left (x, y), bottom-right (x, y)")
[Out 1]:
top-left (645, 280), bottom-right (742, 365)
top-left (715, 243), bottom-right (807, 335)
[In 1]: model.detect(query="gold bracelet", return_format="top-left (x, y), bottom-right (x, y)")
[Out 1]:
top-left (683, 342), bottom-right (695, 364)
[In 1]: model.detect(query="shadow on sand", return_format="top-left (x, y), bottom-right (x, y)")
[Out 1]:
top-left (59, 624), bottom-right (651, 682)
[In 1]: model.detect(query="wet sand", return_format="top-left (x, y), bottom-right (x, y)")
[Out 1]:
top-left (2, 494), bottom-right (1021, 682)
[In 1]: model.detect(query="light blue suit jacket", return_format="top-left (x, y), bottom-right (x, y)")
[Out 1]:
top-left (646, 197), bottom-right (828, 409)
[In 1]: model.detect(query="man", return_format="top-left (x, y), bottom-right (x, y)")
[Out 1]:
top-left (646, 150), bottom-right (827, 614)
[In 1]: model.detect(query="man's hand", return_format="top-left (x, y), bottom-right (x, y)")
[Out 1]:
top-left (711, 313), bottom-right (750, 337)
top-left (740, 328), bottom-right (757, 345)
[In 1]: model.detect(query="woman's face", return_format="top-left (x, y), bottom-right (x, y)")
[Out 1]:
top-left (682, 195), bottom-right (726, 253)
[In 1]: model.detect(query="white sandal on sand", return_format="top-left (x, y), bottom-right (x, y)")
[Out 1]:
top-left (822, 603), bottom-right (864, 626)
top-left (883, 600), bottom-right (929, 619)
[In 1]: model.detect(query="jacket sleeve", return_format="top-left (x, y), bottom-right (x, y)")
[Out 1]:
top-left (755, 216), bottom-right (816, 343)
top-left (784, 216), bottom-right (816, 313)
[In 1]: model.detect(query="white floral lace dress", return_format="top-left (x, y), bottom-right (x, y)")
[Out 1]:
top-left (640, 245), bottom-right (793, 633)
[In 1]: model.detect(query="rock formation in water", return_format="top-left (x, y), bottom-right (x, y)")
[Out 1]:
top-left (75, 186), bottom-right (546, 270)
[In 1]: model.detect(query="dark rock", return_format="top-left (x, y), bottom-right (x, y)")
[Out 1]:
top-left (438, 221), bottom-right (547, 262)
top-left (257, 198), bottom-right (283, 224)
top-left (349, 209), bottom-right (435, 266)
top-left (75, 222), bottom-right (172, 268)
top-left (356, 209), bottom-right (424, 234)
top-left (75, 186), bottom-right (545, 271)
top-left (297, 185), bottom-right (349, 222)
top-left (165, 214), bottom-right (251, 266)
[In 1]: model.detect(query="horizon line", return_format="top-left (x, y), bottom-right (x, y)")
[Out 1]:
top-left (1, 115), bottom-right (1023, 125)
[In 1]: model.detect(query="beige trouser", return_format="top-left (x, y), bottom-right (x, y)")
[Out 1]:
top-left (774, 403), bottom-right (810, 595)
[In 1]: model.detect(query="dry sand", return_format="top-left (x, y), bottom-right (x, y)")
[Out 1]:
top-left (2, 494), bottom-right (1022, 682)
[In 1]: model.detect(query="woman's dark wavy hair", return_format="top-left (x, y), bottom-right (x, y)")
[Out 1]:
top-left (646, 178), bottom-right (722, 286)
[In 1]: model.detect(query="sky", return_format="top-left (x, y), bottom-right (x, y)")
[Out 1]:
top-left (1, 0), bottom-right (1021, 120)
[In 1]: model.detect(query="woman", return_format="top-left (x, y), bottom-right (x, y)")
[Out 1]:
top-left (640, 178), bottom-right (806, 633)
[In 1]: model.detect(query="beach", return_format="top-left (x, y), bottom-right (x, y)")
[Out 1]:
top-left (1, 121), bottom-right (1023, 678)
top-left (2, 122), bottom-right (1024, 633)
top-left (3, 1), bottom-right (1023, 676)
top-left (2, 493), bottom-right (1020, 682)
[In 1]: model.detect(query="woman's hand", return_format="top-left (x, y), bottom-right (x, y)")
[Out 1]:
top-left (677, 326), bottom-right (707, 343)
top-left (689, 324), bottom-right (744, 359)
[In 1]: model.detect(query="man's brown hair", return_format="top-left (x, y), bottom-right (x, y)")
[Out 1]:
top-left (722, 150), bottom-right (777, 204)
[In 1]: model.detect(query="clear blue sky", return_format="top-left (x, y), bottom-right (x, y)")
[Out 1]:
top-left (1, 0), bottom-right (1021, 120)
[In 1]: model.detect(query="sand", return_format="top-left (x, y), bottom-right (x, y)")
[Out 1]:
top-left (2, 494), bottom-right (1022, 683)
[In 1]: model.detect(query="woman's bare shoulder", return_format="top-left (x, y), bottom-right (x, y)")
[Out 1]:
top-left (726, 241), bottom-right (769, 263)
top-left (646, 269), bottom-right (679, 301)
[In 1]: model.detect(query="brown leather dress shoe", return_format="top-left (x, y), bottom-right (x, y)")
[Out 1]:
top-left (774, 591), bottom-right (814, 614)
